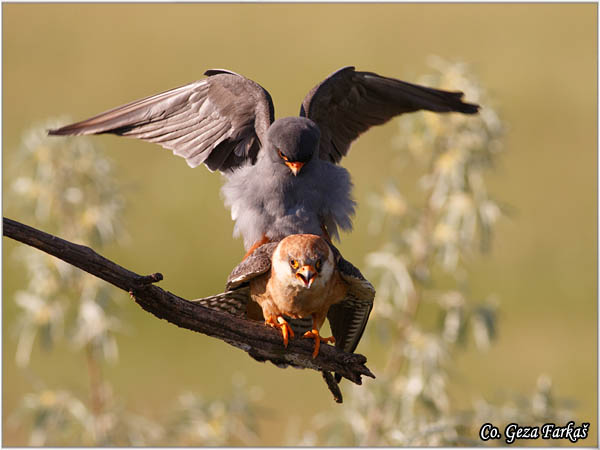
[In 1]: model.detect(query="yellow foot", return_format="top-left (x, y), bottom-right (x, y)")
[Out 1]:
top-left (302, 329), bottom-right (335, 358)
top-left (265, 316), bottom-right (295, 347)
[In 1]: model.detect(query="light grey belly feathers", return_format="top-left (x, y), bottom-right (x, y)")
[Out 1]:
top-left (221, 156), bottom-right (356, 249)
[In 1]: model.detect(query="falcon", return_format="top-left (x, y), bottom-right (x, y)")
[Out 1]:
top-left (195, 234), bottom-right (375, 363)
top-left (48, 66), bottom-right (479, 255)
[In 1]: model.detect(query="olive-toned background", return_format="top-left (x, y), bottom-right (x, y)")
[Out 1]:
top-left (3, 3), bottom-right (596, 446)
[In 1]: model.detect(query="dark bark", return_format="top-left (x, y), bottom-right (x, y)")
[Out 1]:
top-left (3, 217), bottom-right (375, 402)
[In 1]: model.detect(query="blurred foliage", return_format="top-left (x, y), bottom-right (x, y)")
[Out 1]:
top-left (165, 377), bottom-right (263, 446)
top-left (8, 120), bottom-right (126, 371)
top-left (7, 123), bottom-right (261, 446)
top-left (290, 59), bottom-right (576, 446)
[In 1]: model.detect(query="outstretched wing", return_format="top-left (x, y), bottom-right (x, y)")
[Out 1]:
top-left (327, 255), bottom-right (375, 379)
top-left (189, 242), bottom-right (278, 318)
top-left (49, 69), bottom-right (275, 173)
top-left (300, 66), bottom-right (479, 164)
top-left (189, 287), bottom-right (251, 317)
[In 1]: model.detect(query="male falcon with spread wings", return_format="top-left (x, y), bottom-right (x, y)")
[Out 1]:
top-left (195, 234), bottom-right (375, 368)
top-left (49, 66), bottom-right (479, 256)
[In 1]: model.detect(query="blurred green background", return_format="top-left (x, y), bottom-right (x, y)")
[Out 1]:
top-left (3, 3), bottom-right (596, 446)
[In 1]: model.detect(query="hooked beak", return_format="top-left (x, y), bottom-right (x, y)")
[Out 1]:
top-left (296, 265), bottom-right (317, 288)
top-left (285, 161), bottom-right (305, 176)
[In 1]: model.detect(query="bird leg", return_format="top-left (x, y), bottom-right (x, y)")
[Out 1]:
top-left (243, 234), bottom-right (270, 260)
top-left (302, 314), bottom-right (336, 359)
top-left (265, 315), bottom-right (295, 348)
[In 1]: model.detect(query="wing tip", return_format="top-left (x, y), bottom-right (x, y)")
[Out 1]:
top-left (458, 100), bottom-right (480, 114)
top-left (204, 68), bottom-right (240, 77)
top-left (47, 125), bottom-right (76, 136)
top-left (47, 124), bottom-right (102, 137)
top-left (446, 88), bottom-right (480, 114)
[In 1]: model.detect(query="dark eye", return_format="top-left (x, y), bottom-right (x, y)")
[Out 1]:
top-left (290, 259), bottom-right (299, 269)
top-left (315, 259), bottom-right (322, 272)
top-left (278, 150), bottom-right (289, 162)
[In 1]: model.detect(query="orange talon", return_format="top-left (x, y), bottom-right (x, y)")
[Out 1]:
top-left (303, 329), bottom-right (336, 359)
top-left (265, 315), bottom-right (295, 347)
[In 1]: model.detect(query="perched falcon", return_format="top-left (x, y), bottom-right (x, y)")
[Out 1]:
top-left (195, 234), bottom-right (375, 362)
top-left (48, 66), bottom-right (479, 255)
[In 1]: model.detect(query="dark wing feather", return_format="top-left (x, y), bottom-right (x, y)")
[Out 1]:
top-left (226, 241), bottom-right (279, 290)
top-left (327, 256), bottom-right (375, 382)
top-left (49, 70), bottom-right (274, 173)
top-left (189, 287), bottom-right (251, 317)
top-left (189, 286), bottom-right (310, 333)
top-left (300, 66), bottom-right (480, 164)
top-left (190, 241), bottom-right (278, 318)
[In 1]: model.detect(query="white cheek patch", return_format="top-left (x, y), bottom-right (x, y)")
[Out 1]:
top-left (272, 242), bottom-right (300, 287)
top-left (313, 252), bottom-right (335, 288)
top-left (272, 243), bottom-right (287, 277)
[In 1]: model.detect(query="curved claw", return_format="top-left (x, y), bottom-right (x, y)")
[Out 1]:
top-left (303, 329), bottom-right (335, 358)
top-left (265, 316), bottom-right (295, 347)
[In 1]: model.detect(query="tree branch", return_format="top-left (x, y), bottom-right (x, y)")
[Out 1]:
top-left (3, 217), bottom-right (375, 402)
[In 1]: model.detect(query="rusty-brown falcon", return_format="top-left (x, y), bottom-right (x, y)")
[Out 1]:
top-left (194, 234), bottom-right (375, 362)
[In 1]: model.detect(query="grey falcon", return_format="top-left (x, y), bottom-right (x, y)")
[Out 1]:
top-left (48, 66), bottom-right (479, 256)
top-left (193, 234), bottom-right (375, 378)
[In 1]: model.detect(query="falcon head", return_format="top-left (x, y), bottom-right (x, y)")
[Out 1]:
top-left (266, 117), bottom-right (320, 176)
top-left (272, 234), bottom-right (334, 289)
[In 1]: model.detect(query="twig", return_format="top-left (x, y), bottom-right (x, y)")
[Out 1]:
top-left (3, 217), bottom-right (375, 402)
top-left (322, 371), bottom-right (343, 403)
